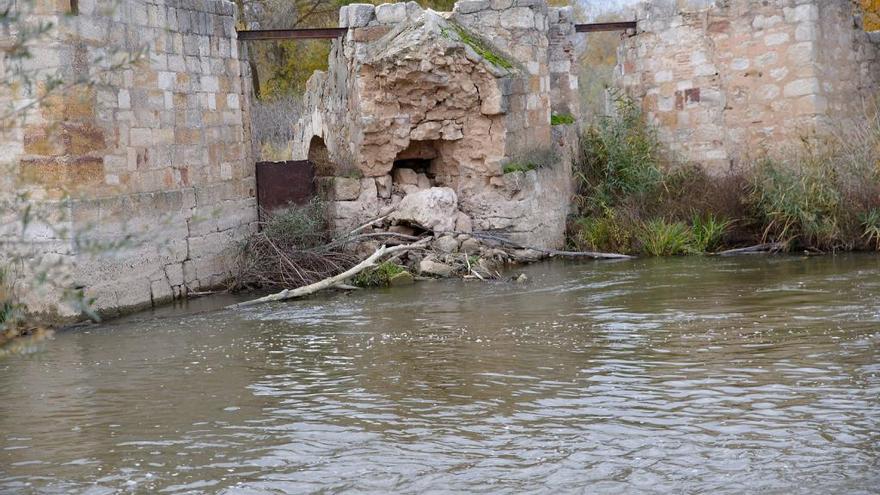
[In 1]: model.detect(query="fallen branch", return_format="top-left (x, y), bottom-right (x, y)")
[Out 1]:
top-left (468, 231), bottom-right (634, 260)
top-left (320, 231), bottom-right (422, 252)
top-left (228, 239), bottom-right (429, 309)
top-left (541, 249), bottom-right (635, 260)
top-left (348, 215), bottom-right (389, 236)
top-left (717, 242), bottom-right (785, 256)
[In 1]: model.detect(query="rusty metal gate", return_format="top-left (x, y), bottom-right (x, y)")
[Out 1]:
top-left (254, 160), bottom-right (316, 218)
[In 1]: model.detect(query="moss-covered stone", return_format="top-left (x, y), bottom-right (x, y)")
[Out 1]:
top-left (443, 22), bottom-right (514, 70)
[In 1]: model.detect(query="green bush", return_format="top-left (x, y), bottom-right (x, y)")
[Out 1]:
top-left (574, 94), bottom-right (663, 214)
top-left (352, 261), bottom-right (407, 288)
top-left (638, 219), bottom-right (693, 256)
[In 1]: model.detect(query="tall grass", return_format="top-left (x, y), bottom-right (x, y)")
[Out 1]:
top-left (569, 97), bottom-right (880, 255)
top-left (690, 213), bottom-right (732, 253)
top-left (748, 114), bottom-right (880, 251)
top-left (638, 219), bottom-right (693, 256)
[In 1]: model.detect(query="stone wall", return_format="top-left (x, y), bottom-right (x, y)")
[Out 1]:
top-left (0, 0), bottom-right (256, 319)
top-left (616, 0), bottom-right (880, 171)
top-left (293, 0), bottom-right (578, 249)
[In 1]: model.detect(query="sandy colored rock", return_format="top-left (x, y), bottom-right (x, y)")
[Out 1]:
top-left (434, 235), bottom-right (460, 253)
top-left (332, 177), bottom-right (361, 201)
top-left (419, 258), bottom-right (455, 277)
top-left (389, 270), bottom-right (415, 286)
top-left (390, 187), bottom-right (459, 232)
top-left (455, 211), bottom-right (474, 233)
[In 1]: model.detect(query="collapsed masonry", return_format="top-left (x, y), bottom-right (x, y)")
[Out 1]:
top-left (616, 0), bottom-right (880, 171)
top-left (292, 0), bottom-right (580, 249)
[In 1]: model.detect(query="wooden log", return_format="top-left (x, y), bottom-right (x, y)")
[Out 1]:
top-left (717, 242), bottom-right (785, 256)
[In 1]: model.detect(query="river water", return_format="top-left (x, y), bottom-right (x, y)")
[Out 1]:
top-left (1, 255), bottom-right (879, 494)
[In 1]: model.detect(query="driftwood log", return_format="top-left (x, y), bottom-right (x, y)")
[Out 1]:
top-left (468, 231), bottom-right (634, 260)
top-left (717, 242), bottom-right (785, 256)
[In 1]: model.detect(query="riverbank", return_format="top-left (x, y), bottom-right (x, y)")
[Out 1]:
top-left (566, 97), bottom-right (880, 256)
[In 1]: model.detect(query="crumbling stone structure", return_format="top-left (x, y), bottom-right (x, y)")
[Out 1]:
top-left (1, 0), bottom-right (255, 318)
top-left (293, 0), bottom-right (579, 249)
top-left (617, 0), bottom-right (880, 171)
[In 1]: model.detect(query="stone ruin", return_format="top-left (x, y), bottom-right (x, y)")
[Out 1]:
top-left (292, 0), bottom-right (581, 250)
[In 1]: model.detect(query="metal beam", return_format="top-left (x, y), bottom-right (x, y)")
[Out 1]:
top-left (574, 22), bottom-right (637, 33)
top-left (236, 22), bottom-right (636, 41)
top-left (237, 28), bottom-right (347, 41)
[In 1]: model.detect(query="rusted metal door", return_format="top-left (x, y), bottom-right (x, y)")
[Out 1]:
top-left (255, 160), bottom-right (315, 217)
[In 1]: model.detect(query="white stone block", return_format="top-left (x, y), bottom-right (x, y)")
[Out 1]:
top-left (130, 128), bottom-right (152, 147)
top-left (456, 0), bottom-right (490, 14)
top-left (347, 4), bottom-right (376, 28)
top-left (500, 7), bottom-right (534, 30)
top-left (157, 71), bottom-right (176, 90)
top-left (227, 93), bottom-right (240, 109)
top-left (118, 89), bottom-right (131, 109)
top-left (784, 4), bottom-right (818, 23)
top-left (731, 58), bottom-right (750, 71)
top-left (654, 70), bottom-right (673, 83)
top-left (764, 32), bottom-right (789, 46)
top-left (376, 2), bottom-right (407, 24)
top-left (200, 75), bottom-right (219, 92)
top-left (783, 78), bottom-right (820, 98)
top-left (795, 22), bottom-right (817, 42)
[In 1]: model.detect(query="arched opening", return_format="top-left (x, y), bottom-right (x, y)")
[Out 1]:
top-left (308, 135), bottom-right (334, 176)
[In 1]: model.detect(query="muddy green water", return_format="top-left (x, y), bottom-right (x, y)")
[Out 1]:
top-left (1, 255), bottom-right (879, 494)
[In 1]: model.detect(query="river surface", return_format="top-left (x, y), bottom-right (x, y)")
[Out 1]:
top-left (1, 255), bottom-right (879, 494)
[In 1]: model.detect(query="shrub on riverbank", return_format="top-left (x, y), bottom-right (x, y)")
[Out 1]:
top-left (569, 97), bottom-right (880, 255)
top-left (230, 200), bottom-right (357, 291)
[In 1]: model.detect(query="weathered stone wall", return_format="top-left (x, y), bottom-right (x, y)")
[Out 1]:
top-left (1, 0), bottom-right (255, 319)
top-left (293, 0), bottom-right (578, 249)
top-left (616, 0), bottom-right (880, 171)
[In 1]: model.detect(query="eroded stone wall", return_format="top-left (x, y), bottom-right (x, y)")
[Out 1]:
top-left (616, 0), bottom-right (880, 171)
top-left (1, 0), bottom-right (255, 319)
top-left (293, 0), bottom-right (578, 249)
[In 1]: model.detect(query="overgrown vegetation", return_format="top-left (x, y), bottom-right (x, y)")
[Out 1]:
top-left (231, 199), bottom-right (357, 290)
top-left (569, 95), bottom-right (880, 256)
top-left (551, 113), bottom-right (576, 126)
top-left (573, 94), bottom-right (663, 214)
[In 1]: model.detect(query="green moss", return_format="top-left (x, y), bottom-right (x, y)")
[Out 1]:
top-left (551, 113), bottom-right (576, 126)
top-left (352, 261), bottom-right (408, 288)
top-left (502, 162), bottom-right (536, 174)
top-left (444, 23), bottom-right (514, 70)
